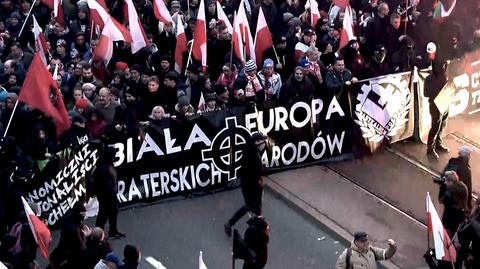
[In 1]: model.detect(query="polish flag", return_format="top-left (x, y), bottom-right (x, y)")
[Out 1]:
top-left (192, 0), bottom-right (207, 71)
top-left (294, 42), bottom-right (309, 64)
top-left (87, 0), bottom-right (126, 32)
top-left (124, 0), bottom-right (148, 53)
top-left (174, 14), bottom-right (188, 73)
top-left (153, 0), bottom-right (174, 25)
top-left (32, 16), bottom-right (49, 65)
top-left (426, 192), bottom-right (457, 262)
top-left (338, 5), bottom-right (355, 51)
top-left (232, 12), bottom-right (245, 63)
top-left (254, 7), bottom-right (273, 67)
top-left (21, 197), bottom-right (51, 258)
top-left (216, 1), bottom-right (232, 35)
top-left (237, 0), bottom-right (255, 63)
top-left (309, 0), bottom-right (320, 27)
top-left (93, 16), bottom-right (133, 66)
top-left (41, 0), bottom-right (64, 25)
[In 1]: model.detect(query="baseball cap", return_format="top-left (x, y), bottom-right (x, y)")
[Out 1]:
top-left (459, 145), bottom-right (474, 157)
top-left (263, 58), bottom-right (274, 69)
top-left (354, 232), bottom-right (368, 242)
top-left (426, 42), bottom-right (437, 54)
top-left (105, 252), bottom-right (124, 267)
top-left (303, 27), bottom-right (315, 36)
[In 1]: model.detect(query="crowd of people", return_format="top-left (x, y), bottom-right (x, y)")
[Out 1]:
top-left (0, 0), bottom-right (478, 268)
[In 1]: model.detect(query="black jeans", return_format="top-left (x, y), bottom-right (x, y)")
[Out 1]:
top-left (95, 197), bottom-right (118, 235)
top-left (428, 103), bottom-right (449, 150)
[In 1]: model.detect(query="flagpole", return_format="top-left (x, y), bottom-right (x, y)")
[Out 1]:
top-left (437, 231), bottom-right (455, 269)
top-left (16, 2), bottom-right (36, 41)
top-left (90, 19), bottom-right (95, 42)
top-left (232, 231), bottom-right (235, 269)
top-left (4, 2), bottom-right (37, 137)
top-left (404, 0), bottom-right (409, 35)
top-left (185, 39), bottom-right (194, 76)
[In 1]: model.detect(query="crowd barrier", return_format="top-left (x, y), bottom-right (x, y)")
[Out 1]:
top-left (24, 58), bottom-right (480, 226)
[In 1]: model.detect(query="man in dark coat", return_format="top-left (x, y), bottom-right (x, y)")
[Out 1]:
top-left (425, 60), bottom-right (450, 159)
top-left (443, 146), bottom-right (474, 212)
top-left (94, 147), bottom-right (125, 239)
top-left (243, 215), bottom-right (269, 269)
top-left (224, 132), bottom-right (267, 237)
top-left (324, 57), bottom-right (357, 117)
top-left (439, 171), bottom-right (469, 237)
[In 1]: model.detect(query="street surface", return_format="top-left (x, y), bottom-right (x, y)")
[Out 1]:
top-left (45, 188), bottom-right (348, 269)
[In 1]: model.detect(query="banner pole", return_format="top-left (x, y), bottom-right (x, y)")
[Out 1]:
top-left (232, 232), bottom-right (235, 269)
top-left (17, 2), bottom-right (36, 41)
top-left (3, 99), bottom-right (19, 138)
top-left (185, 39), bottom-right (194, 76)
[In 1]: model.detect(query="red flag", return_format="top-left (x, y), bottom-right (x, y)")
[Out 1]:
top-left (19, 53), bottom-right (71, 137)
top-left (124, 0), bottom-right (148, 53)
top-left (309, 0), bottom-right (320, 27)
top-left (232, 13), bottom-right (245, 63)
top-left (426, 192), bottom-right (457, 262)
top-left (254, 7), bottom-right (273, 67)
top-left (87, 0), bottom-right (130, 37)
top-left (21, 197), bottom-right (51, 258)
top-left (174, 15), bottom-right (188, 73)
top-left (153, 0), bottom-right (174, 25)
top-left (338, 5), bottom-right (355, 51)
top-left (332, 0), bottom-right (349, 8)
top-left (237, 0), bottom-right (255, 63)
top-left (32, 16), bottom-right (49, 65)
top-left (192, 0), bottom-right (207, 71)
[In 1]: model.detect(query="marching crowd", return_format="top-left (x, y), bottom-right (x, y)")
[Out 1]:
top-left (0, 0), bottom-right (479, 268)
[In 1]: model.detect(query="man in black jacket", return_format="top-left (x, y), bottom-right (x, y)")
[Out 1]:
top-left (425, 60), bottom-right (450, 159)
top-left (94, 147), bottom-right (125, 239)
top-left (243, 214), bottom-right (269, 269)
top-left (224, 132), bottom-right (267, 237)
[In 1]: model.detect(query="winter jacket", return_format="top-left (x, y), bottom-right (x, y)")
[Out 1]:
top-left (336, 240), bottom-right (396, 269)
top-left (257, 71), bottom-right (282, 100)
top-left (445, 157), bottom-right (473, 211)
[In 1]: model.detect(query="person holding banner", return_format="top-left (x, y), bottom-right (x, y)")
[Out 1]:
top-left (224, 132), bottom-right (267, 237)
top-left (425, 60), bottom-right (450, 159)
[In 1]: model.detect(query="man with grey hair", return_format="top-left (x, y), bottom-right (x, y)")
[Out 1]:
top-left (95, 88), bottom-right (119, 125)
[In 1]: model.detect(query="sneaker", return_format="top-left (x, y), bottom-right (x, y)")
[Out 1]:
top-left (427, 149), bottom-right (439, 159)
top-left (224, 222), bottom-right (232, 237)
top-left (436, 144), bottom-right (450, 153)
top-left (109, 232), bottom-right (126, 239)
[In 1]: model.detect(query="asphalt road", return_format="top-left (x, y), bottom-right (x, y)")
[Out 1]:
top-left (44, 188), bottom-right (348, 269)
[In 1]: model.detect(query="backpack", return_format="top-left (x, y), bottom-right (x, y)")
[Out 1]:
top-left (346, 247), bottom-right (378, 269)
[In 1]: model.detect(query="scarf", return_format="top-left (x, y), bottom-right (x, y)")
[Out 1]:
top-left (245, 74), bottom-right (262, 97)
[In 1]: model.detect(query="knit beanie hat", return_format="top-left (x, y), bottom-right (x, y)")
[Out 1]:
top-left (244, 60), bottom-right (257, 72)
top-left (75, 98), bottom-right (89, 109)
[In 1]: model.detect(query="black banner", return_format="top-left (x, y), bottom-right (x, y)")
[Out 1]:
top-left (109, 97), bottom-right (351, 205)
top-left (25, 143), bottom-right (100, 226)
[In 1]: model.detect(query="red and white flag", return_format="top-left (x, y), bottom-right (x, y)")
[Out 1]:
top-left (192, 0), bottom-right (207, 71)
top-left (124, 0), bottom-right (148, 53)
top-left (338, 5), bottom-right (355, 51)
top-left (153, 0), bottom-right (174, 25)
top-left (87, 0), bottom-right (128, 35)
top-left (426, 192), bottom-right (457, 262)
top-left (93, 16), bottom-right (133, 66)
top-left (237, 0), bottom-right (255, 63)
top-left (216, 1), bottom-right (232, 35)
top-left (21, 197), bottom-right (51, 258)
top-left (174, 14), bottom-right (188, 73)
top-left (294, 42), bottom-right (309, 64)
top-left (309, 0), bottom-right (320, 27)
top-left (254, 7), bottom-right (273, 67)
top-left (41, 0), bottom-right (64, 25)
top-left (232, 12), bottom-right (245, 63)
top-left (32, 15), bottom-right (49, 65)
top-left (19, 53), bottom-right (71, 137)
